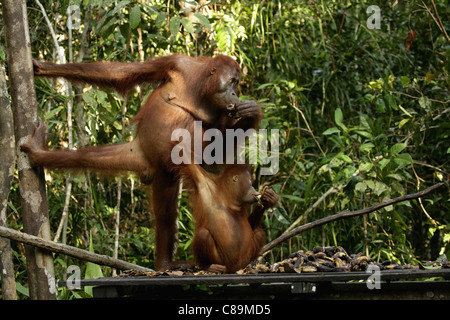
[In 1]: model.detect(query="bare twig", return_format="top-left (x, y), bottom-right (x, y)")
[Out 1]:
top-left (430, 0), bottom-right (450, 45)
top-left (392, 91), bottom-right (449, 104)
top-left (413, 160), bottom-right (448, 175)
top-left (261, 182), bottom-right (445, 254)
top-left (0, 225), bottom-right (153, 272)
top-left (290, 99), bottom-right (325, 156)
top-left (280, 155), bottom-right (301, 193)
top-left (283, 184), bottom-right (340, 234)
top-left (34, 0), bottom-right (64, 63)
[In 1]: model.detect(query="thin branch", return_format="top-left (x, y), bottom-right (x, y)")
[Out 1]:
top-left (0, 225), bottom-right (154, 272)
top-left (283, 170), bottom-right (360, 234)
top-left (261, 182), bottom-right (445, 254)
top-left (290, 98), bottom-right (325, 156)
top-left (280, 155), bottom-right (301, 193)
top-left (34, 0), bottom-right (64, 63)
top-left (283, 184), bottom-right (340, 234)
top-left (413, 160), bottom-right (448, 175)
top-left (392, 91), bottom-right (450, 104)
top-left (430, 0), bottom-right (450, 45)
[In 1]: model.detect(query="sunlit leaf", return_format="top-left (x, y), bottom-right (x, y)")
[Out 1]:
top-left (129, 5), bottom-right (141, 29)
top-left (181, 17), bottom-right (195, 33)
top-left (193, 13), bottom-right (211, 30)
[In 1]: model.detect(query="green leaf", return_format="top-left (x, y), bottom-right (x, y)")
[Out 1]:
top-left (364, 93), bottom-right (374, 102)
top-left (418, 96), bottom-right (431, 109)
top-left (400, 76), bottom-right (410, 86)
top-left (181, 17), bottom-right (195, 33)
top-left (386, 93), bottom-right (398, 110)
top-left (322, 127), bottom-right (340, 135)
top-left (119, 23), bottom-right (130, 39)
top-left (44, 105), bottom-right (64, 120)
top-left (334, 108), bottom-right (343, 126)
top-left (359, 113), bottom-right (371, 129)
top-left (391, 181), bottom-right (405, 194)
top-left (359, 162), bottom-right (374, 172)
top-left (394, 153), bottom-right (413, 166)
top-left (85, 237), bottom-right (103, 280)
top-left (180, 0), bottom-right (198, 5)
top-left (84, 233), bottom-right (104, 297)
top-left (16, 281), bottom-right (29, 298)
top-left (95, 0), bottom-right (130, 33)
top-left (378, 158), bottom-right (390, 170)
top-left (335, 108), bottom-right (348, 132)
top-left (355, 130), bottom-right (373, 139)
top-left (389, 143), bottom-right (406, 156)
top-left (375, 98), bottom-right (386, 113)
top-left (368, 79), bottom-right (384, 90)
top-left (82, 92), bottom-right (97, 107)
top-left (443, 233), bottom-right (450, 243)
top-left (355, 181), bottom-right (367, 193)
top-left (281, 194), bottom-right (303, 201)
top-left (336, 153), bottom-right (352, 163)
top-left (387, 74), bottom-right (395, 89)
top-left (100, 23), bottom-right (117, 40)
top-left (398, 104), bottom-right (413, 117)
top-left (364, 179), bottom-right (375, 190)
top-left (398, 118), bottom-right (410, 128)
top-left (373, 181), bottom-right (388, 196)
top-left (272, 206), bottom-right (290, 225)
top-left (387, 173), bottom-right (403, 181)
top-left (155, 12), bottom-right (167, 28)
top-left (257, 83), bottom-right (273, 90)
top-left (85, 261), bottom-right (103, 280)
top-left (360, 143), bottom-right (375, 152)
top-left (193, 13), bottom-right (211, 30)
top-left (169, 16), bottom-right (180, 36)
top-left (129, 5), bottom-right (141, 29)
top-left (422, 265), bottom-right (443, 270)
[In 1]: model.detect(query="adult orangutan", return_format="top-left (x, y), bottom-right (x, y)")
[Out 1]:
top-left (22, 54), bottom-right (262, 271)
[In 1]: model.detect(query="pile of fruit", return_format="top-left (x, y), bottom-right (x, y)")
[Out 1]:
top-left (120, 245), bottom-right (449, 277)
top-left (238, 246), bottom-right (418, 274)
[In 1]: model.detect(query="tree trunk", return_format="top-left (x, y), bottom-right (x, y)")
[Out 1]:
top-left (2, 0), bottom-right (56, 300)
top-left (0, 67), bottom-right (17, 300)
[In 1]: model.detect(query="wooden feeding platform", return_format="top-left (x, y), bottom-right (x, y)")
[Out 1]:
top-left (58, 268), bottom-right (450, 300)
top-left (1, 183), bottom-right (447, 300)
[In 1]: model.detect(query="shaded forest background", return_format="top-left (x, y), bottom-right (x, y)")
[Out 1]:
top-left (0, 0), bottom-right (448, 298)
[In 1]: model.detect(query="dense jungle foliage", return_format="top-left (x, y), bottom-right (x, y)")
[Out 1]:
top-left (0, 0), bottom-right (449, 298)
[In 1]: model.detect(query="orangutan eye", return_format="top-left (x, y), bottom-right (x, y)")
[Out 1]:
top-left (229, 77), bottom-right (238, 85)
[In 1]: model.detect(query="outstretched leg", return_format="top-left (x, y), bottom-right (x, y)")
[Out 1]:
top-left (21, 122), bottom-right (150, 177)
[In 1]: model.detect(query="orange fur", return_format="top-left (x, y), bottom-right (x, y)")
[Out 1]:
top-left (25, 54), bottom-right (263, 271)
top-left (178, 164), bottom-right (278, 273)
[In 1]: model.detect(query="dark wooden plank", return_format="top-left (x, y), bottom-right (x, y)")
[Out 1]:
top-left (58, 268), bottom-right (450, 288)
